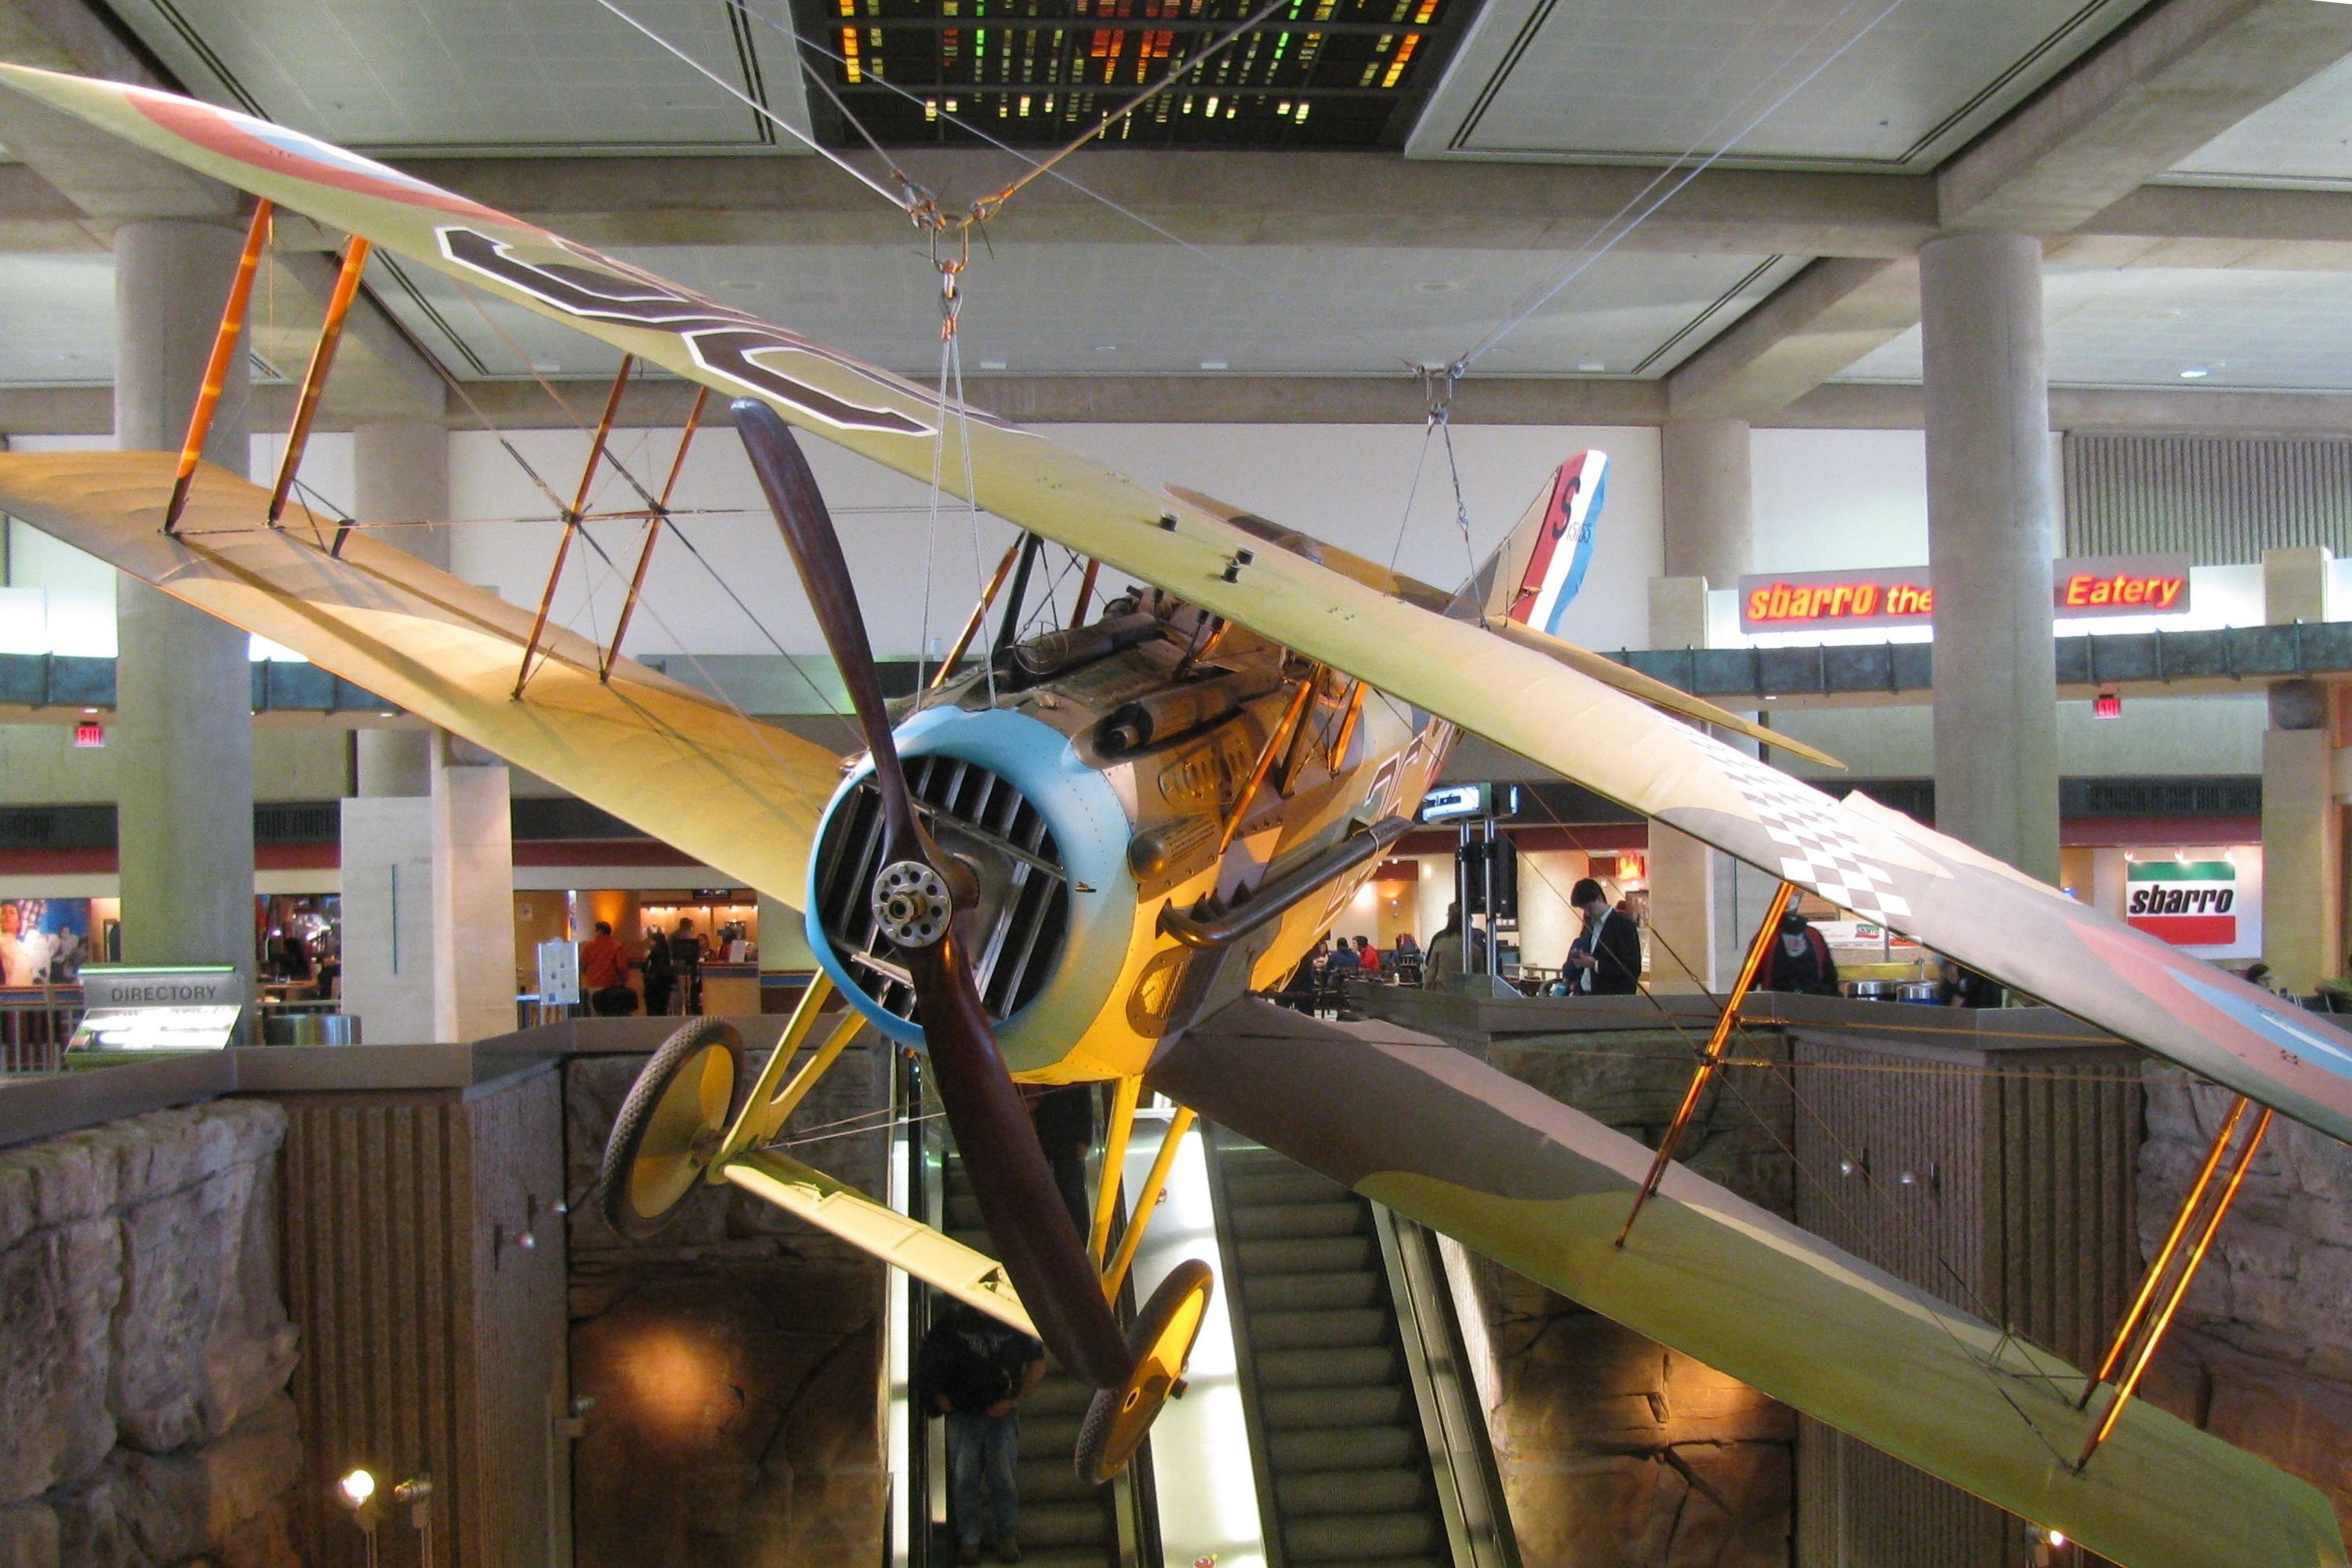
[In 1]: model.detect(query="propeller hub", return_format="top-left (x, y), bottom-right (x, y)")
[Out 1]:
top-left (873, 860), bottom-right (953, 948)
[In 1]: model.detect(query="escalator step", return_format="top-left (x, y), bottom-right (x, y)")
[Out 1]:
top-left (1020, 1552), bottom-right (1127, 1568)
top-left (1281, 1509), bottom-right (1448, 1562)
top-left (1260, 1383), bottom-right (1416, 1431)
top-left (1250, 1306), bottom-right (1392, 1349)
top-left (1276, 1465), bottom-right (1436, 1516)
top-left (1254, 1345), bottom-right (1404, 1390)
top-left (1231, 1201), bottom-right (1367, 1241)
top-left (1238, 1235), bottom-right (1380, 1275)
top-left (1015, 1456), bottom-right (1108, 1503)
top-left (1242, 1271), bottom-right (1388, 1312)
top-left (1018, 1499), bottom-right (1119, 1548)
top-left (1022, 1377), bottom-right (1095, 1417)
top-left (1268, 1423), bottom-right (1423, 1473)
top-left (1022, 1412), bottom-right (1083, 1453)
top-left (1224, 1169), bottom-right (1349, 1207)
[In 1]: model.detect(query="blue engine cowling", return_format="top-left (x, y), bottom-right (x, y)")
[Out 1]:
top-left (803, 706), bottom-right (1138, 1075)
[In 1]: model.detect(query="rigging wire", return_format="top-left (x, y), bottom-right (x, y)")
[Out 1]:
top-left (590, 0), bottom-right (927, 215)
top-left (1493, 795), bottom-right (2071, 1456)
top-left (1448, 0), bottom-right (1921, 374)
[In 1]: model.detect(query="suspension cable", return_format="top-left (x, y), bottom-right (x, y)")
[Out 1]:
top-left (1449, 0), bottom-right (1923, 375)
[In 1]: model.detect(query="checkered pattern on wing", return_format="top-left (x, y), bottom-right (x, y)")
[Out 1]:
top-left (1694, 735), bottom-right (1914, 921)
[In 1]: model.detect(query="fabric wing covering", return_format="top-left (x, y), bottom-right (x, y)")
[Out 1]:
top-left (1152, 1002), bottom-right (2348, 1568)
top-left (0, 452), bottom-right (844, 905)
top-left (11, 59), bottom-right (2341, 1150)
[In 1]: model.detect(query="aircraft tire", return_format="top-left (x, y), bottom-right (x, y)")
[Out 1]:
top-left (597, 1018), bottom-right (746, 1241)
top-left (1073, 1257), bottom-right (1216, 1485)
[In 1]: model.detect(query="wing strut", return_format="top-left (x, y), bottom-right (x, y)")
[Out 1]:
top-left (2075, 1096), bottom-right (2272, 1469)
top-left (515, 354), bottom-right (633, 697)
top-left (1617, 880), bottom-right (1796, 1247)
top-left (601, 383), bottom-right (709, 681)
top-left (267, 236), bottom-right (372, 527)
top-left (166, 198), bottom-right (272, 535)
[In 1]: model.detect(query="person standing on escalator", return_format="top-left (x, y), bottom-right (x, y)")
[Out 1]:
top-left (918, 1302), bottom-right (1047, 1563)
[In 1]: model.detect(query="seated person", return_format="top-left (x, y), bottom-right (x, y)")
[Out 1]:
top-left (1761, 912), bottom-right (1839, 996)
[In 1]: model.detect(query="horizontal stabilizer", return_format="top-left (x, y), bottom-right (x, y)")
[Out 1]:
top-left (722, 1149), bottom-right (1035, 1336)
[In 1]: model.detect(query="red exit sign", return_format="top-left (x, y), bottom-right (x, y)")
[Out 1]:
top-left (1737, 554), bottom-right (2191, 633)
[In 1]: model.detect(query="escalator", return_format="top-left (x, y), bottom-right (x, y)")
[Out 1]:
top-left (941, 1157), bottom-right (1136, 1568)
top-left (1204, 1131), bottom-right (1518, 1568)
top-left (886, 1054), bottom-right (1512, 1568)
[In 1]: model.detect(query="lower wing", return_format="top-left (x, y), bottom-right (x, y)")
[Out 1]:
top-left (0, 450), bottom-right (844, 904)
top-left (1149, 999), bottom-right (2346, 1568)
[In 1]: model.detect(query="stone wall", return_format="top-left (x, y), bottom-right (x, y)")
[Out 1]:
top-left (1454, 1031), bottom-right (1797, 1568)
top-left (563, 1040), bottom-right (893, 1568)
top-left (2140, 1070), bottom-right (2352, 1536)
top-left (0, 1102), bottom-right (301, 1568)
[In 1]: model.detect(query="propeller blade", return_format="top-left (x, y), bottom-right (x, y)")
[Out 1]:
top-left (735, 399), bottom-right (919, 851)
top-left (735, 400), bottom-right (1136, 1392)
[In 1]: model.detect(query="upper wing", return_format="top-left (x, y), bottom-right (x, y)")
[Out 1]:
top-left (0, 451), bottom-right (844, 903)
top-left (15, 65), bottom-right (2352, 1147)
top-left (1166, 482), bottom-right (1841, 768)
top-left (1149, 1000), bottom-right (2347, 1568)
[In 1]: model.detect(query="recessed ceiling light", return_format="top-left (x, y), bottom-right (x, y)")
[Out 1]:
top-left (2180, 366), bottom-right (2210, 379)
top-left (532, 360), bottom-right (562, 373)
top-left (1577, 360), bottom-right (1605, 372)
top-left (1093, 344), bottom-right (1119, 353)
top-left (1418, 280), bottom-right (1458, 293)
top-left (1200, 360), bottom-right (1228, 371)
top-left (979, 359), bottom-right (1008, 371)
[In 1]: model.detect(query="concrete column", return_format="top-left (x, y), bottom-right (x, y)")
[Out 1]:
top-left (1921, 231), bottom-right (2060, 886)
top-left (1650, 416), bottom-right (1774, 990)
top-left (2261, 554), bottom-right (2343, 988)
top-left (1660, 417), bottom-right (1752, 586)
top-left (353, 417), bottom-right (448, 797)
top-left (339, 735), bottom-right (515, 1043)
top-left (430, 738), bottom-right (517, 1042)
top-left (112, 220), bottom-right (255, 982)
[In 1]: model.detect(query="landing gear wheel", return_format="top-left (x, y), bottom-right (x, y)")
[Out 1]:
top-left (597, 1018), bottom-right (746, 1240)
top-left (1073, 1258), bottom-right (1215, 1485)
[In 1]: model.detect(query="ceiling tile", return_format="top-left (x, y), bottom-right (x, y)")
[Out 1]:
top-left (0, 256), bottom-right (114, 386)
top-left (104, 0), bottom-right (814, 154)
top-left (2167, 53), bottom-right (2352, 190)
top-left (1406, 0), bottom-right (2150, 171)
top-left (1836, 265), bottom-right (2352, 392)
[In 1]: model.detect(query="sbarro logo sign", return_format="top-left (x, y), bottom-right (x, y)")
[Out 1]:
top-left (2125, 861), bottom-right (2238, 946)
top-left (1737, 553), bottom-right (2193, 633)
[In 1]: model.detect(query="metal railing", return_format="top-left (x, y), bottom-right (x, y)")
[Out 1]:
top-left (0, 985), bottom-right (78, 1075)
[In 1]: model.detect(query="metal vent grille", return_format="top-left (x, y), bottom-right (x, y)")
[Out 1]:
top-left (812, 757), bottom-right (1070, 1024)
top-left (2063, 434), bottom-right (2352, 566)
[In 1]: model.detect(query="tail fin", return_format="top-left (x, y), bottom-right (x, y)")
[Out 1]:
top-left (1465, 450), bottom-right (1609, 633)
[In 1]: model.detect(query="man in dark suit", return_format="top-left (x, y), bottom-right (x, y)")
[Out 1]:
top-left (1564, 877), bottom-right (1642, 996)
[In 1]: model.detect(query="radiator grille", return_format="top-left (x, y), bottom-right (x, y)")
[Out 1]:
top-left (811, 757), bottom-right (1069, 1025)
top-left (2063, 433), bottom-right (2352, 565)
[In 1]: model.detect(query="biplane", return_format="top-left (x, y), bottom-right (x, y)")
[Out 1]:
top-left (1, 62), bottom-right (2350, 1568)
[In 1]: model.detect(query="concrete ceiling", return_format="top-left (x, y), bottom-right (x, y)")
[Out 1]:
top-left (103, 0), bottom-right (815, 154)
top-left (1841, 263), bottom-right (2352, 390)
top-left (1407, 0), bottom-right (2152, 171)
top-left (0, 0), bottom-right (2350, 421)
